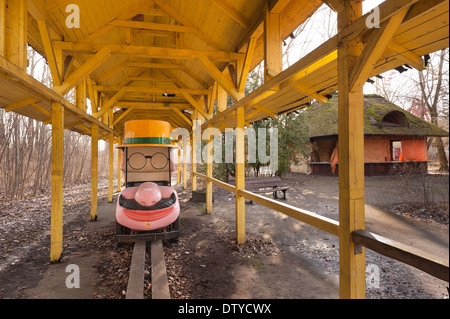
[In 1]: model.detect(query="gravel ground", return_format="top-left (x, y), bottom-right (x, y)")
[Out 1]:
top-left (0, 174), bottom-right (448, 299)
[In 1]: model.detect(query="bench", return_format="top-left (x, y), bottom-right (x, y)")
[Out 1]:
top-left (228, 176), bottom-right (289, 204)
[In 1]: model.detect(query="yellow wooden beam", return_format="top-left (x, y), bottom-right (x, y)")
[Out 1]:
top-left (75, 78), bottom-right (87, 111)
top-left (97, 60), bottom-right (128, 83)
top-left (50, 101), bottom-right (64, 262)
top-left (349, 8), bottom-right (410, 92)
top-left (182, 92), bottom-right (211, 120)
top-left (55, 41), bottom-right (243, 63)
top-left (126, 61), bottom-right (184, 69)
top-left (96, 85), bottom-right (209, 96)
top-left (238, 37), bottom-right (257, 93)
top-left (117, 136), bottom-right (122, 193)
top-left (177, 146), bottom-right (182, 185)
top-left (264, 8), bottom-right (282, 82)
top-left (30, 102), bottom-right (51, 118)
top-left (86, 77), bottom-right (98, 112)
top-left (338, 0), bottom-right (420, 44)
top-left (109, 20), bottom-right (197, 33)
top-left (116, 102), bottom-right (192, 109)
top-left (108, 133), bottom-right (114, 203)
top-left (182, 139), bottom-right (188, 190)
top-left (207, 82), bottom-right (217, 116)
top-left (252, 104), bottom-right (277, 119)
top-left (278, 50), bottom-right (338, 90)
top-left (206, 124), bottom-right (213, 214)
top-left (36, 19), bottom-right (62, 86)
top-left (387, 40), bottom-right (425, 71)
top-left (191, 110), bottom-right (198, 191)
top-left (337, 0), bottom-right (365, 299)
top-left (239, 189), bottom-right (340, 236)
top-left (321, 0), bottom-right (346, 12)
top-left (198, 54), bottom-right (244, 102)
top-left (113, 106), bottom-right (135, 126)
top-left (126, 76), bottom-right (178, 82)
top-left (94, 88), bottom-right (126, 119)
top-left (4, 97), bottom-right (40, 112)
top-left (172, 107), bottom-right (193, 127)
top-left (212, 0), bottom-right (250, 29)
top-left (4, 0), bottom-right (27, 70)
top-left (217, 83), bottom-right (228, 113)
top-left (90, 123), bottom-right (98, 221)
top-left (293, 82), bottom-right (329, 104)
top-left (152, 0), bottom-right (226, 51)
top-left (0, 0), bottom-right (5, 57)
top-left (235, 107), bottom-right (246, 244)
top-left (54, 46), bottom-right (112, 96)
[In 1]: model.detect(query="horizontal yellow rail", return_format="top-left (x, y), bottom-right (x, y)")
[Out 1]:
top-left (238, 189), bottom-right (340, 237)
top-left (194, 172), bottom-right (236, 193)
top-left (194, 172), bottom-right (339, 236)
top-left (194, 173), bottom-right (449, 284)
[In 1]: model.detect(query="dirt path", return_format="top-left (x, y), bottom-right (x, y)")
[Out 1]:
top-left (0, 174), bottom-right (448, 299)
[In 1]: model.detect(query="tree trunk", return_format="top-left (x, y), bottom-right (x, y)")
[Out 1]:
top-left (435, 137), bottom-right (449, 171)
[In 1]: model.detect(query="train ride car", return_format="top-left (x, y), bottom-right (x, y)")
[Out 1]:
top-left (115, 120), bottom-right (180, 241)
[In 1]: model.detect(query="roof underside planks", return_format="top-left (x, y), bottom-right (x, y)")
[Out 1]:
top-left (20, 0), bottom-right (324, 134)
top-left (0, 0), bottom-right (448, 138)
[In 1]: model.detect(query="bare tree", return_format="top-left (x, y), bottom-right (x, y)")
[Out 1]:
top-left (417, 49), bottom-right (449, 171)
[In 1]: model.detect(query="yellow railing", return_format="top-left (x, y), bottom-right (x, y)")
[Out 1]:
top-left (193, 172), bottom-right (449, 284)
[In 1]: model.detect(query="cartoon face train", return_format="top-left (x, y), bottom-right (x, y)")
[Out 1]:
top-left (116, 120), bottom-right (180, 234)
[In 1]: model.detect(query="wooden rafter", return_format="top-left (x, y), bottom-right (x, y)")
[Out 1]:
top-left (321, 0), bottom-right (345, 12)
top-left (54, 46), bottom-right (112, 96)
top-left (109, 20), bottom-right (198, 34)
top-left (238, 37), bottom-right (257, 93)
top-left (387, 41), bottom-right (425, 70)
top-left (182, 93), bottom-right (211, 120)
top-left (93, 88), bottom-right (126, 119)
top-left (54, 41), bottom-right (243, 63)
top-left (293, 82), bottom-right (328, 103)
top-left (198, 54), bottom-right (244, 102)
top-left (349, 8), bottom-right (410, 91)
top-left (95, 86), bottom-right (209, 96)
top-left (4, 97), bottom-right (40, 112)
top-left (151, 0), bottom-right (226, 51)
top-left (212, 0), bottom-right (250, 29)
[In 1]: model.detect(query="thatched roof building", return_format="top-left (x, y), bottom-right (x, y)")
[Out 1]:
top-left (305, 94), bottom-right (448, 138)
top-left (303, 94), bottom-right (449, 176)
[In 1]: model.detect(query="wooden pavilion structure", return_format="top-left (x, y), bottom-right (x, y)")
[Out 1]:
top-left (0, 0), bottom-right (448, 299)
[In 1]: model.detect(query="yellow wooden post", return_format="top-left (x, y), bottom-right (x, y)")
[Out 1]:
top-left (217, 85), bottom-right (227, 113)
top-left (337, 1), bottom-right (365, 299)
top-left (75, 78), bottom-right (87, 111)
top-left (90, 124), bottom-right (98, 221)
top-left (206, 125), bottom-right (213, 214)
top-left (0, 0), bottom-right (6, 57)
top-left (4, 0), bottom-right (27, 70)
top-left (183, 142), bottom-right (188, 190)
top-left (177, 146), bottom-right (181, 185)
top-left (108, 132), bottom-right (114, 203)
top-left (264, 5), bottom-right (282, 82)
top-left (50, 101), bottom-right (64, 262)
top-left (117, 136), bottom-right (122, 193)
top-left (191, 111), bottom-right (198, 191)
top-left (235, 106), bottom-right (245, 244)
